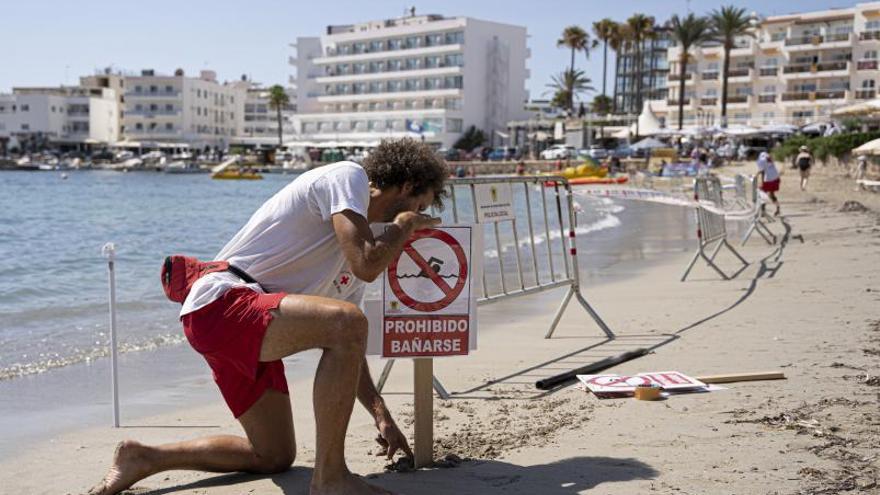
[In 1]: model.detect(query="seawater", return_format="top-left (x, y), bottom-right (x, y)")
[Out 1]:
top-left (0, 170), bottom-right (624, 381)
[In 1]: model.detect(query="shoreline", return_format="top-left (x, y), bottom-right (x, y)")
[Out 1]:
top-left (0, 193), bottom-right (695, 462)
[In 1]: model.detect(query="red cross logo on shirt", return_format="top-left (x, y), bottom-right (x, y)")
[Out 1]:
top-left (340, 275), bottom-right (350, 286)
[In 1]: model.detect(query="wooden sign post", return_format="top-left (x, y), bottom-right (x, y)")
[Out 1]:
top-left (413, 358), bottom-right (433, 468)
top-left (366, 225), bottom-right (481, 469)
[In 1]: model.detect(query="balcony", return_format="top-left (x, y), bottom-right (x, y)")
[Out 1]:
top-left (782, 61), bottom-right (850, 77)
top-left (814, 89), bottom-right (846, 100)
top-left (856, 89), bottom-right (877, 99)
top-left (125, 109), bottom-right (182, 117)
top-left (857, 60), bottom-right (879, 70)
top-left (860, 31), bottom-right (880, 41)
top-left (781, 92), bottom-right (810, 101)
top-left (700, 97), bottom-right (718, 106)
top-left (125, 90), bottom-right (181, 98)
top-left (666, 98), bottom-right (691, 106)
top-left (701, 72), bottom-right (719, 81)
top-left (785, 35), bottom-right (823, 47)
top-left (727, 95), bottom-right (750, 105)
top-left (668, 73), bottom-right (693, 81)
top-left (758, 67), bottom-right (779, 77)
top-left (781, 90), bottom-right (847, 103)
top-left (758, 94), bottom-right (776, 104)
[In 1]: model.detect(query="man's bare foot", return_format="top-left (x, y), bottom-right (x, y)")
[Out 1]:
top-left (311, 471), bottom-right (397, 495)
top-left (86, 440), bottom-right (153, 495)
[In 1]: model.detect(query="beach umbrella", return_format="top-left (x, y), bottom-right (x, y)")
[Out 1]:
top-left (831, 99), bottom-right (880, 117)
top-left (852, 138), bottom-right (880, 156)
top-left (631, 137), bottom-right (669, 150)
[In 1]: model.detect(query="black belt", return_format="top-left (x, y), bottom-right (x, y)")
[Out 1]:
top-left (227, 264), bottom-right (265, 291)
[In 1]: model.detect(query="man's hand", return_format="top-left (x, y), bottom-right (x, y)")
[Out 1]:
top-left (393, 211), bottom-right (441, 235)
top-left (374, 414), bottom-right (414, 460)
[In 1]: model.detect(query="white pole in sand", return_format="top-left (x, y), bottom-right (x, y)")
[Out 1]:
top-left (102, 243), bottom-right (120, 428)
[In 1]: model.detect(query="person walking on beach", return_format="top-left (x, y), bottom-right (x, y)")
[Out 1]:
top-left (795, 145), bottom-right (813, 191)
top-left (87, 138), bottom-right (447, 495)
top-left (756, 151), bottom-right (781, 216)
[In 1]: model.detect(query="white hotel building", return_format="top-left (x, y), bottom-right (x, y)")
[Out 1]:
top-left (120, 69), bottom-right (245, 149)
top-left (652, 2), bottom-right (880, 128)
top-left (290, 13), bottom-right (529, 148)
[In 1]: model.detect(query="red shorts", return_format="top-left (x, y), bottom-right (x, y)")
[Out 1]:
top-left (761, 178), bottom-right (780, 192)
top-left (182, 287), bottom-right (288, 418)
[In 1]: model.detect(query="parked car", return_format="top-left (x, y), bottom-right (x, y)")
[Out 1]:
top-left (436, 147), bottom-right (463, 161)
top-left (540, 145), bottom-right (576, 160)
top-left (588, 145), bottom-right (609, 160)
top-left (611, 145), bottom-right (633, 159)
top-left (488, 147), bottom-right (516, 161)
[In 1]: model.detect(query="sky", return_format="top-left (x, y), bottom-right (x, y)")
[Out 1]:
top-left (1, 0), bottom-right (850, 98)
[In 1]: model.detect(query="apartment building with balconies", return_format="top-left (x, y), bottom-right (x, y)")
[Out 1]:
top-left (614, 26), bottom-right (674, 115)
top-left (652, 2), bottom-right (880, 128)
top-left (235, 81), bottom-right (297, 145)
top-left (289, 13), bottom-right (529, 147)
top-left (121, 69), bottom-right (245, 149)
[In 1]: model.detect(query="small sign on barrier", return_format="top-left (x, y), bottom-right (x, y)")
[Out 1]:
top-left (473, 183), bottom-right (514, 223)
top-left (368, 226), bottom-right (479, 358)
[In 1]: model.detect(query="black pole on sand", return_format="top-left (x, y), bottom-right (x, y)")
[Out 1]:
top-left (534, 348), bottom-right (650, 390)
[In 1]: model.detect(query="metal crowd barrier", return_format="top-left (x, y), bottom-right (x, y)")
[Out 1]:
top-left (376, 175), bottom-right (615, 397)
top-left (740, 174), bottom-right (777, 246)
top-left (681, 175), bottom-right (749, 281)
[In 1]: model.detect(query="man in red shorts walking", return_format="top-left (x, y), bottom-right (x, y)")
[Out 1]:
top-left (88, 138), bottom-right (447, 495)
top-left (756, 151), bottom-right (781, 216)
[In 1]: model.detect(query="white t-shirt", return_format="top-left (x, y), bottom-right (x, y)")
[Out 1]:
top-left (757, 158), bottom-right (779, 182)
top-left (180, 161), bottom-right (370, 317)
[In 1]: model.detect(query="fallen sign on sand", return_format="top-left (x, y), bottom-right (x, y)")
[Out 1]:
top-left (577, 371), bottom-right (785, 399)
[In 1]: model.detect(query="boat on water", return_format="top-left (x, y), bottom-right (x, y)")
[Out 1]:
top-left (164, 161), bottom-right (207, 174)
top-left (212, 170), bottom-right (263, 180)
top-left (210, 157), bottom-right (263, 180)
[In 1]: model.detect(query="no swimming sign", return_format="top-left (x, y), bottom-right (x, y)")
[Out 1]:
top-left (367, 226), bottom-right (479, 358)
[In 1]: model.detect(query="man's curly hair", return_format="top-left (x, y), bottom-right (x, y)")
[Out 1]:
top-left (363, 138), bottom-right (449, 208)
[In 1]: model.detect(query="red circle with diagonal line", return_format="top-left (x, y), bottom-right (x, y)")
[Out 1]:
top-left (388, 229), bottom-right (468, 312)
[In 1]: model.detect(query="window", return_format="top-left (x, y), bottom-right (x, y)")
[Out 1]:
top-left (444, 98), bottom-right (462, 110)
top-left (868, 20), bottom-right (880, 31)
top-left (705, 88), bottom-right (717, 97)
top-left (762, 85), bottom-right (776, 94)
top-left (136, 85), bottom-right (143, 93)
top-left (353, 63), bottom-right (366, 74)
top-left (425, 77), bottom-right (443, 90)
top-left (369, 40), bottom-right (384, 52)
top-left (445, 31), bottom-right (464, 44)
top-left (863, 79), bottom-right (876, 88)
top-left (388, 59), bottom-right (403, 71)
top-left (405, 36), bottom-right (422, 49)
top-left (150, 85), bottom-right (157, 93)
top-left (426, 33), bottom-right (444, 46)
top-left (405, 79), bottom-right (421, 91)
top-left (369, 61), bottom-right (384, 73)
top-left (446, 118), bottom-right (463, 133)
top-left (369, 81), bottom-right (385, 93)
top-left (21, 104), bottom-right (29, 112)
top-left (425, 56), bottom-right (441, 68)
top-left (864, 50), bottom-right (878, 60)
top-left (706, 62), bottom-right (719, 71)
top-left (444, 54), bottom-right (463, 67)
top-left (165, 85), bottom-right (173, 93)
top-left (165, 123), bottom-right (173, 130)
top-left (444, 76), bottom-right (463, 89)
top-left (353, 42), bottom-right (366, 54)
top-left (770, 32), bottom-right (785, 41)
top-left (21, 124), bottom-right (30, 131)
top-left (165, 104), bottom-right (173, 111)
top-left (135, 123), bottom-right (143, 130)
top-left (405, 58), bottom-right (422, 70)
top-left (388, 38), bottom-right (402, 50)
top-left (51, 106), bottom-right (56, 113)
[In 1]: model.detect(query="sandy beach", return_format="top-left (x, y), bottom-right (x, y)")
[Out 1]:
top-left (2, 163), bottom-right (878, 494)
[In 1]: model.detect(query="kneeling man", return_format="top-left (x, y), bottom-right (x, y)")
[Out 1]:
top-left (89, 138), bottom-right (448, 495)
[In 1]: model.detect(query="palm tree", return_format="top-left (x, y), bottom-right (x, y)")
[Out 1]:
top-left (609, 23), bottom-right (629, 113)
top-left (711, 6), bottom-right (755, 128)
top-left (670, 14), bottom-right (713, 130)
top-left (592, 19), bottom-right (618, 98)
top-left (267, 85), bottom-right (289, 147)
top-left (546, 69), bottom-right (596, 112)
top-left (626, 14), bottom-right (655, 135)
top-left (557, 26), bottom-right (591, 111)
